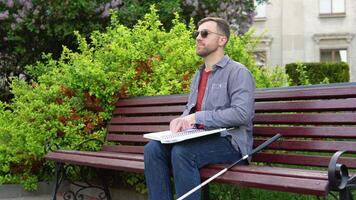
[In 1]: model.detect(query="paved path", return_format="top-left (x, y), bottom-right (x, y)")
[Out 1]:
top-left (0, 183), bottom-right (146, 200)
top-left (2, 195), bottom-right (52, 200)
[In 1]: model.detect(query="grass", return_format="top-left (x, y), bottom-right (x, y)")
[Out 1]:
top-left (208, 183), bottom-right (356, 200)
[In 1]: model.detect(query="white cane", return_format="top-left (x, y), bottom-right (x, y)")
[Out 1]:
top-left (177, 133), bottom-right (282, 200)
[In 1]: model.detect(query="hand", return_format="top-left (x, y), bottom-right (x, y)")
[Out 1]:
top-left (169, 114), bottom-right (196, 133)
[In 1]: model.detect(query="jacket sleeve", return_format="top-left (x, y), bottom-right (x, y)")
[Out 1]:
top-left (195, 67), bottom-right (255, 128)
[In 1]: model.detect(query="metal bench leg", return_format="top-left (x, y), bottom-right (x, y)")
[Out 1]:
top-left (339, 188), bottom-right (353, 200)
top-left (52, 163), bottom-right (64, 200)
top-left (339, 175), bottom-right (356, 200)
top-left (97, 169), bottom-right (112, 200)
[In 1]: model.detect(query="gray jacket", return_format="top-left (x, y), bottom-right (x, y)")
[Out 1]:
top-left (182, 55), bottom-right (255, 160)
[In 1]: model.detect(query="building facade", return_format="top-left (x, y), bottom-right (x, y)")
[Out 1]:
top-left (252, 0), bottom-right (356, 81)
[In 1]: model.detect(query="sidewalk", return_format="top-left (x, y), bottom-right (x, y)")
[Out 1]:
top-left (0, 182), bottom-right (65, 200)
top-left (0, 182), bottom-right (146, 200)
top-left (2, 193), bottom-right (97, 200)
top-left (3, 195), bottom-right (52, 200)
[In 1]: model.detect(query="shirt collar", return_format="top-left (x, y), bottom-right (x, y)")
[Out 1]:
top-left (215, 55), bottom-right (230, 68)
top-left (199, 55), bottom-right (230, 71)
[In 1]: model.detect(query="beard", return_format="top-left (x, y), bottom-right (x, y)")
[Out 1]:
top-left (196, 44), bottom-right (219, 57)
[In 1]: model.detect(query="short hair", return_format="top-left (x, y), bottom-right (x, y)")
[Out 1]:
top-left (198, 17), bottom-right (230, 43)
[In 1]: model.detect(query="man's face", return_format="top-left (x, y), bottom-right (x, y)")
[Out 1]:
top-left (195, 21), bottom-right (225, 57)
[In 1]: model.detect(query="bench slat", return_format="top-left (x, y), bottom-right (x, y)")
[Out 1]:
top-left (254, 113), bottom-right (356, 125)
top-left (254, 126), bottom-right (356, 138)
top-left (106, 134), bottom-right (147, 142)
top-left (111, 113), bottom-right (356, 125)
top-left (255, 83), bottom-right (356, 101)
top-left (200, 168), bottom-right (329, 196)
top-left (254, 139), bottom-right (356, 153)
top-left (256, 98), bottom-right (356, 112)
top-left (253, 152), bottom-right (356, 168)
top-left (55, 150), bottom-right (144, 161)
top-left (211, 165), bottom-right (328, 180)
top-left (108, 125), bottom-right (168, 133)
top-left (45, 152), bottom-right (144, 173)
top-left (109, 116), bottom-right (176, 124)
top-left (116, 95), bottom-right (187, 107)
top-left (102, 145), bottom-right (144, 154)
top-left (114, 105), bottom-right (185, 115)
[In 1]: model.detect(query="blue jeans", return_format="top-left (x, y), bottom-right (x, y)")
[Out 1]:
top-left (144, 134), bottom-right (244, 200)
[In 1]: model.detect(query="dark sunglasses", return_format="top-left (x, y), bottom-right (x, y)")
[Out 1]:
top-left (193, 30), bottom-right (224, 38)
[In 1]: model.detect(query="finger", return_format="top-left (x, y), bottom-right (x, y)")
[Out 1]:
top-left (181, 119), bottom-right (193, 130)
top-left (170, 119), bottom-right (183, 133)
top-left (169, 119), bottom-right (177, 131)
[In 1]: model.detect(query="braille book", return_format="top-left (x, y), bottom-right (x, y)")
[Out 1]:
top-left (143, 128), bottom-right (228, 144)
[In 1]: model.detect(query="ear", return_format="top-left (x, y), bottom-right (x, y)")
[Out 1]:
top-left (218, 36), bottom-right (227, 47)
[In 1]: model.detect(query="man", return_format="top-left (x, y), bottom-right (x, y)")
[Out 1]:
top-left (144, 17), bottom-right (255, 200)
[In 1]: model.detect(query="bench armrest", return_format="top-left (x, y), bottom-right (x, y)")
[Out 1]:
top-left (328, 150), bottom-right (356, 199)
top-left (328, 151), bottom-right (350, 191)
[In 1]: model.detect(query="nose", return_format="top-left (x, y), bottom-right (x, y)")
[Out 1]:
top-left (196, 33), bottom-right (202, 41)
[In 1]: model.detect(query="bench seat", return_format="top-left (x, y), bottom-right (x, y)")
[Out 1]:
top-left (46, 150), bottom-right (330, 196)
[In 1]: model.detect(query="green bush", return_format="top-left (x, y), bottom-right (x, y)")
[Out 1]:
top-left (286, 62), bottom-right (349, 86)
top-left (0, 6), bottom-right (288, 191)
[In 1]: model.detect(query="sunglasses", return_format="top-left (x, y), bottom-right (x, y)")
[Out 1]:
top-left (193, 30), bottom-right (225, 38)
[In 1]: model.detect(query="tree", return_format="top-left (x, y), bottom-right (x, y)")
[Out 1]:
top-left (182, 0), bottom-right (267, 34)
top-left (0, 0), bottom-right (123, 101)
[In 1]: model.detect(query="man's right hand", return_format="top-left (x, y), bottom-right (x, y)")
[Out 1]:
top-left (169, 114), bottom-right (196, 133)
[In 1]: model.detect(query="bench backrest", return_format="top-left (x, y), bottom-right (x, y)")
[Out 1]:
top-left (104, 83), bottom-right (356, 169)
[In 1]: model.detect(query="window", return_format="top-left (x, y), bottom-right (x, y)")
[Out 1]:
top-left (320, 49), bottom-right (347, 62)
top-left (255, 0), bottom-right (266, 18)
top-left (319, 0), bottom-right (345, 14)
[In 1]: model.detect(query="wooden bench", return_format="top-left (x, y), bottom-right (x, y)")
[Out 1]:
top-left (45, 82), bottom-right (356, 200)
